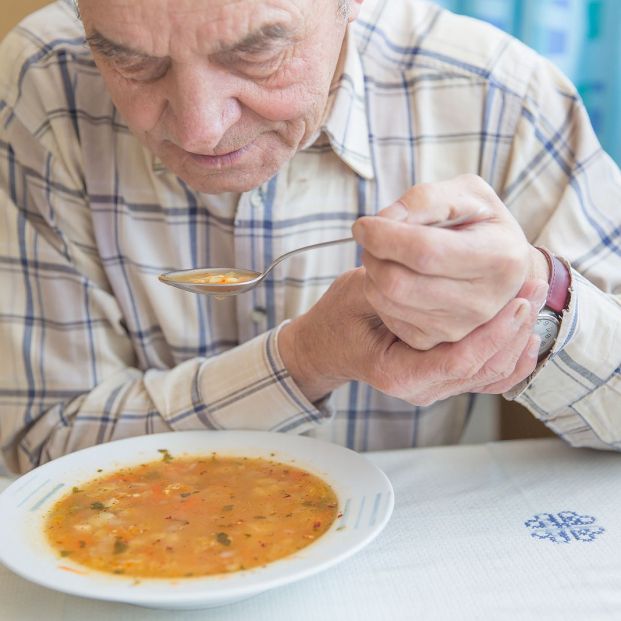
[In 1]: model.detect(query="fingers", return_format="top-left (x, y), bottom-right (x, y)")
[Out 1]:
top-left (437, 277), bottom-right (546, 374)
top-left (437, 297), bottom-right (534, 381)
top-left (469, 306), bottom-right (537, 387)
top-left (362, 252), bottom-right (503, 334)
top-left (373, 311), bottom-right (438, 351)
top-left (362, 251), bottom-right (481, 310)
top-left (417, 282), bottom-right (545, 401)
top-left (358, 271), bottom-right (549, 407)
top-left (353, 216), bottom-right (490, 278)
top-left (352, 175), bottom-right (531, 282)
top-left (476, 334), bottom-right (541, 394)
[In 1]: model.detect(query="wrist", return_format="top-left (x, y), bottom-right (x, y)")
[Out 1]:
top-left (278, 319), bottom-right (345, 404)
top-left (528, 245), bottom-right (551, 285)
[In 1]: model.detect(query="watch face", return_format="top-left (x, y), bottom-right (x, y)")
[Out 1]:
top-left (534, 312), bottom-right (560, 357)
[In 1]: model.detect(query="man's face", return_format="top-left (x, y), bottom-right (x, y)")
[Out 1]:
top-left (79, 0), bottom-right (354, 194)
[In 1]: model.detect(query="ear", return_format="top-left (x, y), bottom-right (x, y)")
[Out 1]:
top-left (348, 0), bottom-right (364, 22)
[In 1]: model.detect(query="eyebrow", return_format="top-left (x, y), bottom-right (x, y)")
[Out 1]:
top-left (85, 30), bottom-right (158, 62)
top-left (224, 23), bottom-right (296, 55)
top-left (85, 22), bottom-right (297, 63)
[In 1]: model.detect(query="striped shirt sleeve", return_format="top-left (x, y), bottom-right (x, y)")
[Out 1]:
top-left (500, 54), bottom-right (621, 450)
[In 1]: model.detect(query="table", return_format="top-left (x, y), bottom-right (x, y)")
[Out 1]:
top-left (1, 439), bottom-right (620, 620)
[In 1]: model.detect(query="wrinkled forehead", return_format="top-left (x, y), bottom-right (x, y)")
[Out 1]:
top-left (77, 0), bottom-right (313, 57)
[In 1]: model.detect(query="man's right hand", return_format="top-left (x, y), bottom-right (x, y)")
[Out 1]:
top-left (278, 268), bottom-right (547, 405)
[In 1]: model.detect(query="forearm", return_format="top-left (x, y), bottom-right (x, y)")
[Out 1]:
top-left (4, 327), bottom-right (333, 474)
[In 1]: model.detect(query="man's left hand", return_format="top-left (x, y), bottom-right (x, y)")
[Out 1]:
top-left (351, 174), bottom-right (550, 351)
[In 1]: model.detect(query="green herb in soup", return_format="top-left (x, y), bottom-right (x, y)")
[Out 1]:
top-left (45, 455), bottom-right (338, 578)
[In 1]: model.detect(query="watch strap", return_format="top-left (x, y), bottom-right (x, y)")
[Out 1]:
top-left (536, 247), bottom-right (570, 314)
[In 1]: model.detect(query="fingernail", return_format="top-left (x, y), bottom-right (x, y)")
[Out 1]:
top-left (513, 300), bottom-right (530, 324)
top-left (379, 201), bottom-right (409, 221)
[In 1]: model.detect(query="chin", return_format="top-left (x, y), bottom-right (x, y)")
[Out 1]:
top-left (179, 167), bottom-right (278, 194)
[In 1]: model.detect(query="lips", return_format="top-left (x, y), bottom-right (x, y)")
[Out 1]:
top-left (186, 144), bottom-right (250, 169)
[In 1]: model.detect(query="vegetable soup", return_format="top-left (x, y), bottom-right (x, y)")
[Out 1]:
top-left (45, 452), bottom-right (338, 578)
top-left (175, 271), bottom-right (255, 285)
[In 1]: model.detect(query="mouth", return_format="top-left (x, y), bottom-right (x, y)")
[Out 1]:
top-left (186, 144), bottom-right (251, 169)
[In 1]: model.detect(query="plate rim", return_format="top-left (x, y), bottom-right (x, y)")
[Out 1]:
top-left (0, 430), bottom-right (394, 606)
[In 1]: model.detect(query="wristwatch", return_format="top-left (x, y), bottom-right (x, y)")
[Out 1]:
top-left (534, 248), bottom-right (571, 358)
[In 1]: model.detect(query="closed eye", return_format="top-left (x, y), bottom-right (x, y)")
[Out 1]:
top-left (113, 58), bottom-right (171, 83)
top-left (218, 48), bottom-right (290, 80)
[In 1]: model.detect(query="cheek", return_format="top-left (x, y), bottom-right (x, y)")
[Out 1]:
top-left (241, 58), bottom-right (328, 124)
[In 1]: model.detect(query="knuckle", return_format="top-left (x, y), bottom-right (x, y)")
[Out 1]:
top-left (413, 393), bottom-right (437, 407)
top-left (407, 182), bottom-right (434, 206)
top-left (482, 359), bottom-right (513, 381)
top-left (363, 276), bottom-right (383, 307)
top-left (441, 324), bottom-right (471, 344)
top-left (445, 354), bottom-right (480, 379)
top-left (461, 173), bottom-right (493, 196)
top-left (498, 252), bottom-right (524, 279)
top-left (410, 334), bottom-right (436, 351)
top-left (409, 237), bottom-right (437, 273)
top-left (377, 264), bottom-right (408, 301)
top-left (422, 317), bottom-right (468, 346)
top-left (469, 306), bottom-right (493, 328)
top-left (484, 298), bottom-right (504, 321)
top-left (389, 321), bottom-right (436, 352)
top-left (407, 321), bottom-right (441, 349)
top-left (460, 172), bottom-right (483, 185)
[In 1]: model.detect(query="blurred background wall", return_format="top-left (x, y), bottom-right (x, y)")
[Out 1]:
top-left (1, 1), bottom-right (619, 444)
top-left (1, 1), bottom-right (55, 38)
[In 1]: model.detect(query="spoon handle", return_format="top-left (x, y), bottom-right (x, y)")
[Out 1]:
top-left (261, 236), bottom-right (355, 280)
top-left (260, 211), bottom-right (480, 280)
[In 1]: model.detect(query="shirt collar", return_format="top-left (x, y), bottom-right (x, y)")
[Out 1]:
top-left (319, 25), bottom-right (375, 180)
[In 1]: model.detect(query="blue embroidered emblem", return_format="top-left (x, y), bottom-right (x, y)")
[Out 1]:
top-left (525, 511), bottom-right (605, 544)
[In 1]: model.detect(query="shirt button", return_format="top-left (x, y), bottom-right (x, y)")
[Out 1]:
top-left (250, 192), bottom-right (262, 208)
top-left (250, 307), bottom-right (267, 324)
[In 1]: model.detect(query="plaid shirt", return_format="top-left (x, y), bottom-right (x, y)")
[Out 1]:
top-left (1, 0), bottom-right (620, 473)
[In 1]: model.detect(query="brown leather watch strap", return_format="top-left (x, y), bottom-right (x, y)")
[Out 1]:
top-left (536, 247), bottom-right (571, 314)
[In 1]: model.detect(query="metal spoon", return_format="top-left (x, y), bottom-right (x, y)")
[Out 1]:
top-left (158, 212), bottom-right (478, 297)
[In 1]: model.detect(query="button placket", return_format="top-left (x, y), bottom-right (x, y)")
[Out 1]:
top-left (234, 190), bottom-right (265, 343)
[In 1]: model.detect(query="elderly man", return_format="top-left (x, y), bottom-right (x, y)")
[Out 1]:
top-left (1, 0), bottom-right (619, 473)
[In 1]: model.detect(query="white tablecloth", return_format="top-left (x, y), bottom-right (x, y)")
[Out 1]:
top-left (1, 438), bottom-right (620, 620)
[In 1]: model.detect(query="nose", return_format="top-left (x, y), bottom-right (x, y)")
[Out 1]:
top-left (167, 63), bottom-right (242, 154)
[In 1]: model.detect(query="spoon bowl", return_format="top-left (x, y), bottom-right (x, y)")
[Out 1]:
top-left (159, 267), bottom-right (262, 296)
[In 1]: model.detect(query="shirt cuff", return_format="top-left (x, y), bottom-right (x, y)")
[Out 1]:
top-left (145, 324), bottom-right (334, 434)
top-left (505, 269), bottom-right (621, 447)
